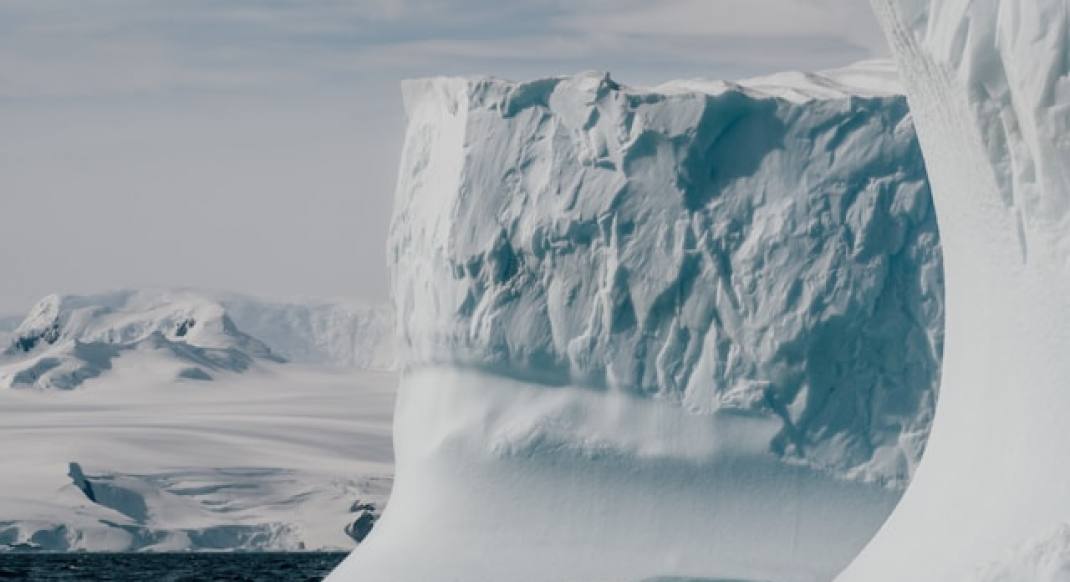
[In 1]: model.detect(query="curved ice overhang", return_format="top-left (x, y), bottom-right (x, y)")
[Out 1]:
top-left (840, 1), bottom-right (1070, 580)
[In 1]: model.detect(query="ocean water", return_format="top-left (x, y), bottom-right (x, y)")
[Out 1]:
top-left (0, 552), bottom-right (348, 581)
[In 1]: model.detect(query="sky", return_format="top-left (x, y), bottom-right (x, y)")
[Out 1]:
top-left (0, 0), bottom-right (887, 315)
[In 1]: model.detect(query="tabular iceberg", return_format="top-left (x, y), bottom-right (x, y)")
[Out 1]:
top-left (331, 64), bottom-right (944, 582)
top-left (839, 1), bottom-right (1070, 581)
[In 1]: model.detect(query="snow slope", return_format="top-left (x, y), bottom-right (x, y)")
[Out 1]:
top-left (0, 364), bottom-right (395, 552)
top-left (839, 2), bottom-right (1070, 581)
top-left (332, 63), bottom-right (944, 582)
top-left (0, 289), bottom-right (394, 390)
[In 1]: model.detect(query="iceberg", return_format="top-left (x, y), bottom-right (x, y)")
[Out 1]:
top-left (331, 64), bottom-right (944, 582)
top-left (839, 1), bottom-right (1070, 580)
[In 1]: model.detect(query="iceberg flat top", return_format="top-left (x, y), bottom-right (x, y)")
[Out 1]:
top-left (402, 60), bottom-right (904, 112)
top-left (662, 59), bottom-right (905, 102)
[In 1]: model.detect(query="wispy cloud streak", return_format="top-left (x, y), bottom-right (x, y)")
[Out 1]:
top-left (0, 0), bottom-right (885, 99)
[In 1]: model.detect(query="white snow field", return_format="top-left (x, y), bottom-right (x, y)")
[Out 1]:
top-left (838, 1), bottom-right (1070, 581)
top-left (0, 290), bottom-right (396, 551)
top-left (330, 63), bottom-right (945, 582)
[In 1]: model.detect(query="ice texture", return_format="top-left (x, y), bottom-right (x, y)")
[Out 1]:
top-left (839, 1), bottom-right (1070, 581)
top-left (392, 69), bottom-right (943, 483)
top-left (332, 64), bottom-right (944, 582)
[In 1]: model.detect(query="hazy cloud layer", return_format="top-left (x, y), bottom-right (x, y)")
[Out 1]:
top-left (0, 0), bottom-right (886, 313)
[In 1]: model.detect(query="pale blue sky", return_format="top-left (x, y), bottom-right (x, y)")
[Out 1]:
top-left (0, 0), bottom-right (886, 314)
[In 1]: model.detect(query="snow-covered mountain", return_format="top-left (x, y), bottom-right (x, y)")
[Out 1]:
top-left (0, 291), bottom-right (282, 389)
top-left (0, 289), bottom-right (397, 552)
top-left (333, 61), bottom-right (944, 582)
top-left (216, 293), bottom-right (395, 370)
top-left (0, 289), bottom-right (394, 390)
top-left (838, 1), bottom-right (1070, 581)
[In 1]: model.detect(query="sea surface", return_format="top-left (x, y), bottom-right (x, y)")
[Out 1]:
top-left (0, 552), bottom-right (348, 581)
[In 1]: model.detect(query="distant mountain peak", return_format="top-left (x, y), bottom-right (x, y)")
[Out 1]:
top-left (0, 289), bottom-right (394, 390)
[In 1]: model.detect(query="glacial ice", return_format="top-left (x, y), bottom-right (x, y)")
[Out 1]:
top-left (331, 63), bottom-right (944, 582)
top-left (838, 1), bottom-right (1070, 581)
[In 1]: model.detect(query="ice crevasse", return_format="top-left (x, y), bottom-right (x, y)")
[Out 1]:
top-left (329, 64), bottom-right (944, 582)
top-left (839, 1), bottom-right (1070, 581)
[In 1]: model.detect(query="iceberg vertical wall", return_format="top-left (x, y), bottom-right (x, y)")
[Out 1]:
top-left (330, 69), bottom-right (945, 582)
top-left (840, 1), bottom-right (1070, 580)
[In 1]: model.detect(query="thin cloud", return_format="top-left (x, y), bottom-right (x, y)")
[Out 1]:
top-left (0, 0), bottom-right (887, 99)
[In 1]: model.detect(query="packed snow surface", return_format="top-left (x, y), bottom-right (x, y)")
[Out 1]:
top-left (333, 62), bottom-right (944, 582)
top-left (839, 1), bottom-right (1070, 581)
top-left (0, 290), bottom-right (397, 552)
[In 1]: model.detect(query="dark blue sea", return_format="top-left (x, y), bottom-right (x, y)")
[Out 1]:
top-left (0, 553), bottom-right (348, 581)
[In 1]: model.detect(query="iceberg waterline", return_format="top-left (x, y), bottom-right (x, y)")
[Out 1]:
top-left (331, 63), bottom-right (945, 582)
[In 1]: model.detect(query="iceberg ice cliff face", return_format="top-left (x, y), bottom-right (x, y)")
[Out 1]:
top-left (839, 1), bottom-right (1070, 581)
top-left (392, 68), bottom-right (943, 484)
top-left (333, 64), bottom-right (944, 582)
